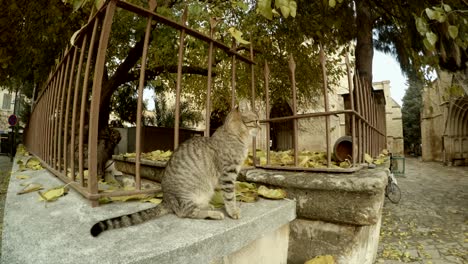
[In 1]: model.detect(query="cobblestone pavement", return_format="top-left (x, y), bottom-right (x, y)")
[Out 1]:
top-left (376, 157), bottom-right (468, 264)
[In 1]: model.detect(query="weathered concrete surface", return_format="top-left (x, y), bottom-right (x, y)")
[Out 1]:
top-left (377, 158), bottom-right (468, 264)
top-left (2, 155), bottom-right (296, 264)
top-left (242, 168), bottom-right (387, 225)
top-left (288, 215), bottom-right (382, 264)
top-left (113, 156), bottom-right (166, 182)
top-left (214, 224), bottom-right (290, 264)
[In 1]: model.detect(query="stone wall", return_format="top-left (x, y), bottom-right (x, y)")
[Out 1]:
top-left (421, 70), bottom-right (468, 163)
top-left (373, 81), bottom-right (404, 155)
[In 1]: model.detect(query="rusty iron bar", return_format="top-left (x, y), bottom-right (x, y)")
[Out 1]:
top-left (204, 17), bottom-right (217, 137)
top-left (250, 38), bottom-right (257, 165)
top-left (46, 77), bottom-right (54, 166)
top-left (345, 54), bottom-right (356, 167)
top-left (264, 61), bottom-right (271, 165)
top-left (364, 80), bottom-right (371, 156)
top-left (80, 18), bottom-right (100, 186)
top-left (288, 55), bottom-right (298, 166)
top-left (355, 72), bottom-right (363, 163)
top-left (231, 39), bottom-right (237, 108)
top-left (115, 0), bottom-right (255, 65)
top-left (51, 72), bottom-right (60, 168)
top-left (58, 47), bottom-right (71, 173)
top-left (259, 109), bottom-right (385, 136)
top-left (174, 7), bottom-right (188, 150)
top-left (319, 45), bottom-right (331, 168)
top-left (71, 34), bottom-right (88, 183)
top-left (63, 46), bottom-right (78, 176)
top-left (135, 0), bottom-right (157, 190)
top-left (88, 0), bottom-right (117, 207)
top-left (53, 56), bottom-right (65, 171)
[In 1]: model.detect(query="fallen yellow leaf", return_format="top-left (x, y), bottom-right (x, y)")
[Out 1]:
top-left (16, 175), bottom-right (30, 180)
top-left (305, 255), bottom-right (335, 264)
top-left (38, 186), bottom-right (69, 202)
top-left (17, 183), bottom-right (43, 195)
top-left (257, 185), bottom-right (286, 199)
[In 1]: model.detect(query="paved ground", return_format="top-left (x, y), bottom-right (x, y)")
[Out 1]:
top-left (0, 154), bottom-right (12, 258)
top-left (376, 157), bottom-right (468, 264)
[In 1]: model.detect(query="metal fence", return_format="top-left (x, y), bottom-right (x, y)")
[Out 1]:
top-left (257, 49), bottom-right (387, 172)
top-left (24, 0), bottom-right (255, 206)
top-left (24, 0), bottom-right (386, 206)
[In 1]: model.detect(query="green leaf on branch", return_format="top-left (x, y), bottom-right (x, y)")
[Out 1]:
top-left (423, 38), bottom-right (435, 51)
top-left (228, 27), bottom-right (250, 44)
top-left (443, 4), bottom-right (451, 12)
top-left (257, 0), bottom-right (273, 20)
top-left (415, 17), bottom-right (428, 35)
top-left (448, 25), bottom-right (458, 39)
top-left (425, 32), bottom-right (438, 46)
top-left (275, 0), bottom-right (297, 18)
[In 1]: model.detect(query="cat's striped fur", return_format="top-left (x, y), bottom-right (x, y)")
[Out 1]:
top-left (90, 106), bottom-right (260, 237)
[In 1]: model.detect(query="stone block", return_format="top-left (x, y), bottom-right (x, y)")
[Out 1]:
top-left (242, 168), bottom-right (387, 225)
top-left (288, 216), bottom-right (382, 264)
top-left (113, 155), bottom-right (165, 182)
top-left (2, 157), bottom-right (297, 264)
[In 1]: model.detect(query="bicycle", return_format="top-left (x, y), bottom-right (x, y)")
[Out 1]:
top-left (386, 153), bottom-right (401, 204)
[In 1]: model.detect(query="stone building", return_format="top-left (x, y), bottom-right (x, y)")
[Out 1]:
top-left (373, 81), bottom-right (404, 155)
top-left (0, 88), bottom-right (16, 133)
top-left (421, 70), bottom-right (468, 164)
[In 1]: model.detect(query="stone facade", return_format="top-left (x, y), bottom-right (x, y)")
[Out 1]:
top-left (421, 70), bottom-right (468, 163)
top-left (373, 81), bottom-right (404, 155)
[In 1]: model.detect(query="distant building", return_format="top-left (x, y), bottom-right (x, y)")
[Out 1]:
top-left (0, 88), bottom-right (16, 133)
top-left (421, 70), bottom-right (468, 164)
top-left (373, 80), bottom-right (404, 155)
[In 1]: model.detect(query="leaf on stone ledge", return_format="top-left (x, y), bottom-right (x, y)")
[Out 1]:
top-left (16, 175), bottom-right (30, 180)
top-left (305, 255), bottom-right (336, 264)
top-left (364, 153), bottom-right (373, 164)
top-left (38, 186), bottom-right (69, 202)
top-left (237, 191), bottom-right (258, 203)
top-left (17, 183), bottom-right (43, 195)
top-left (26, 158), bottom-right (43, 170)
top-left (140, 197), bottom-right (162, 205)
top-left (257, 185), bottom-right (286, 199)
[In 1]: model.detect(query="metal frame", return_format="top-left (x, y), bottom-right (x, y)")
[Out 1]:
top-left (24, 0), bottom-right (387, 207)
top-left (24, 0), bottom-right (256, 206)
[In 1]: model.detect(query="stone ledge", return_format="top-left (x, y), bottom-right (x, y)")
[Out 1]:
top-left (2, 157), bottom-right (296, 264)
top-left (240, 168), bottom-right (387, 226)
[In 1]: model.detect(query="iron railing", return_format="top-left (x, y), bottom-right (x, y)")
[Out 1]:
top-left (24, 0), bottom-right (387, 206)
top-left (24, 0), bottom-right (256, 206)
top-left (257, 49), bottom-right (387, 172)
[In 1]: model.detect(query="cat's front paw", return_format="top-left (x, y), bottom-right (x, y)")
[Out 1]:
top-left (226, 207), bottom-right (241, 219)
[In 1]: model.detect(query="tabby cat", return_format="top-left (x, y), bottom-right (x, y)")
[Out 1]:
top-left (91, 106), bottom-right (260, 237)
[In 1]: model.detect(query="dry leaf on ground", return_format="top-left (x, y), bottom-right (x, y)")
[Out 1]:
top-left (38, 186), bottom-right (69, 202)
top-left (17, 183), bottom-right (43, 195)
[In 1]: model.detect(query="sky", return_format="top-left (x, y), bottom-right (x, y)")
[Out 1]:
top-left (372, 50), bottom-right (408, 106)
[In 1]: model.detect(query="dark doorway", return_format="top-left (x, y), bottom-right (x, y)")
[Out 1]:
top-left (270, 100), bottom-right (293, 151)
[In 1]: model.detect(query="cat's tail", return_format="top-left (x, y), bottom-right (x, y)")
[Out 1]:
top-left (90, 202), bottom-right (171, 237)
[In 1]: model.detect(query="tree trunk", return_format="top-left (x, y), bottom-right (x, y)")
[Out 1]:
top-left (355, 0), bottom-right (374, 87)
